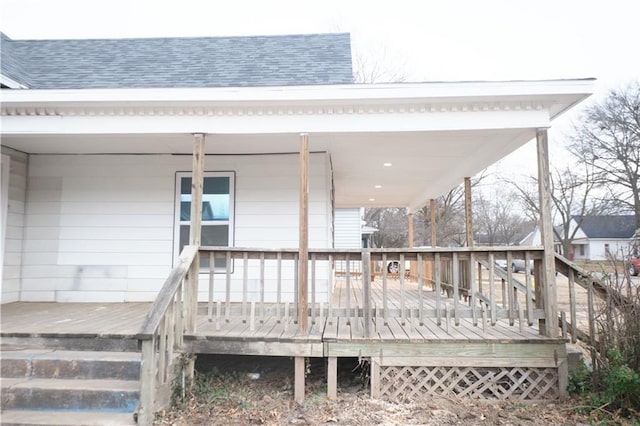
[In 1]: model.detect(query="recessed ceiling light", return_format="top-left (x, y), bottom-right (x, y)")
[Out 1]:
top-left (369, 198), bottom-right (375, 202)
top-left (374, 185), bottom-right (382, 189)
top-left (383, 163), bottom-right (392, 167)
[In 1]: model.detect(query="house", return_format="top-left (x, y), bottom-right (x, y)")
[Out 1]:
top-left (566, 215), bottom-right (637, 260)
top-left (1, 31), bottom-right (596, 423)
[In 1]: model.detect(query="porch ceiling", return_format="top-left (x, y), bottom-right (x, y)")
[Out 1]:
top-left (0, 79), bottom-right (595, 212)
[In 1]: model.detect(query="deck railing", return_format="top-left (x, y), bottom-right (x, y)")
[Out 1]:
top-left (136, 245), bottom-right (198, 426)
top-left (198, 246), bottom-right (550, 337)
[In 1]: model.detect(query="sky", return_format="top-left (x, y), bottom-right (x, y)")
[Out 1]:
top-left (1, 0), bottom-right (639, 178)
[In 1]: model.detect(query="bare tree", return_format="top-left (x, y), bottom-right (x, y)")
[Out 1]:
top-left (473, 191), bottom-right (530, 245)
top-left (508, 164), bottom-right (615, 256)
top-left (568, 82), bottom-right (640, 229)
top-left (364, 207), bottom-right (409, 248)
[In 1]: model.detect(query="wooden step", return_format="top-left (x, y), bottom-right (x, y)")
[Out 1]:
top-left (1, 349), bottom-right (140, 380)
top-left (1, 378), bottom-right (139, 411)
top-left (0, 347), bottom-right (141, 423)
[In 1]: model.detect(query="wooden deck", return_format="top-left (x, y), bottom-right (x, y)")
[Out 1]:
top-left (1, 275), bottom-right (561, 354)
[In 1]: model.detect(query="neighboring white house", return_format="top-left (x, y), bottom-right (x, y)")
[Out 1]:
top-left (0, 32), bottom-right (595, 304)
top-left (522, 215), bottom-right (638, 261)
top-left (566, 215), bottom-right (637, 261)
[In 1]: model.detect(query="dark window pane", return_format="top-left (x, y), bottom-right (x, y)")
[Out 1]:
top-left (180, 176), bottom-right (230, 221)
top-left (179, 225), bottom-right (229, 270)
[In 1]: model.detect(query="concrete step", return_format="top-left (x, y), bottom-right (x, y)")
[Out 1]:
top-left (1, 349), bottom-right (141, 380)
top-left (0, 409), bottom-right (136, 425)
top-left (1, 378), bottom-right (139, 411)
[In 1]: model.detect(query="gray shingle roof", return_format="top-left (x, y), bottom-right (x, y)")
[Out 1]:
top-left (573, 215), bottom-right (637, 239)
top-left (0, 32), bottom-right (353, 89)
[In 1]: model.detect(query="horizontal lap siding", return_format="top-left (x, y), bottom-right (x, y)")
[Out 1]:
top-left (2, 147), bottom-right (28, 304)
top-left (20, 151), bottom-right (330, 302)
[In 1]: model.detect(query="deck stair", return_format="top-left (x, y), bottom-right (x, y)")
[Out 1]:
top-left (0, 347), bottom-right (140, 425)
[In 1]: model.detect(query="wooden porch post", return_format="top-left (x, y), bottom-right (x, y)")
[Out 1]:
top-left (536, 128), bottom-right (559, 337)
top-left (187, 133), bottom-right (205, 334)
top-left (298, 133), bottom-right (309, 332)
top-left (296, 133), bottom-right (309, 404)
top-left (464, 177), bottom-right (473, 247)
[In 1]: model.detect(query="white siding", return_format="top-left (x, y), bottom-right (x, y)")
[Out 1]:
top-left (1, 147), bottom-right (28, 304)
top-left (334, 208), bottom-right (362, 248)
top-left (588, 239), bottom-right (632, 261)
top-left (20, 151), bottom-right (331, 302)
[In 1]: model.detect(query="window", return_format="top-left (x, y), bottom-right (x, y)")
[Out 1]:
top-left (175, 172), bottom-right (234, 270)
top-left (579, 245), bottom-right (585, 256)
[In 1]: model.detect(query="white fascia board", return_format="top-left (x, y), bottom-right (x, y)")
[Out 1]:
top-left (1, 108), bottom-right (551, 135)
top-left (0, 78), bottom-right (596, 107)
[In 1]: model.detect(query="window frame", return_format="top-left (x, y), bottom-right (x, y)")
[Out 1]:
top-left (173, 171), bottom-right (235, 271)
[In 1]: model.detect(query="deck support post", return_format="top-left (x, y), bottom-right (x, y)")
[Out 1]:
top-left (184, 133), bottom-right (205, 383)
top-left (295, 356), bottom-right (305, 404)
top-left (298, 133), bottom-right (309, 334)
top-left (536, 128), bottom-right (559, 337)
top-left (327, 357), bottom-right (337, 400)
top-left (186, 133), bottom-right (205, 334)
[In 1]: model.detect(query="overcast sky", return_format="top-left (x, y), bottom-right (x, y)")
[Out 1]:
top-left (1, 0), bottom-right (639, 177)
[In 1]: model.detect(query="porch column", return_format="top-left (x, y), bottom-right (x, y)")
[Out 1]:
top-left (296, 133), bottom-right (309, 404)
top-left (298, 133), bottom-right (309, 333)
top-left (536, 128), bottom-right (559, 337)
top-left (464, 177), bottom-right (473, 247)
top-left (186, 133), bottom-right (205, 334)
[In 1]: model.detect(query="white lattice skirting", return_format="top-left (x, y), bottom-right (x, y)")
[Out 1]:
top-left (377, 365), bottom-right (559, 400)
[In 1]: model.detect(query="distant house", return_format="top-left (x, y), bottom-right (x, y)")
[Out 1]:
top-left (567, 215), bottom-right (637, 260)
top-left (519, 215), bottom-right (638, 260)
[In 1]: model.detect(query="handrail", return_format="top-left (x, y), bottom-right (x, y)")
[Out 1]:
top-left (555, 253), bottom-right (634, 307)
top-left (136, 245), bottom-right (198, 425)
top-left (138, 245), bottom-right (198, 339)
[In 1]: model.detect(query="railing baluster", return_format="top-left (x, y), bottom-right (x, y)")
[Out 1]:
top-left (452, 252), bottom-right (459, 326)
top-left (568, 268), bottom-right (577, 343)
top-left (176, 281), bottom-right (183, 347)
top-left (277, 252), bottom-right (282, 322)
top-left (346, 253), bottom-right (351, 325)
top-left (260, 252), bottom-right (265, 322)
top-left (362, 250), bottom-right (372, 338)
top-left (470, 253), bottom-right (477, 326)
top-left (311, 253), bottom-right (316, 325)
top-left (488, 253), bottom-right (496, 326)
top-left (208, 251), bottom-right (215, 322)
top-left (328, 254), bottom-right (333, 323)
top-left (225, 251), bottom-right (231, 323)
top-left (525, 251), bottom-right (533, 326)
top-left (382, 252), bottom-right (388, 326)
top-left (417, 253), bottom-right (424, 325)
top-left (242, 252), bottom-right (248, 321)
top-left (400, 253), bottom-right (406, 325)
top-left (435, 253), bottom-right (441, 326)
top-left (506, 251), bottom-right (514, 326)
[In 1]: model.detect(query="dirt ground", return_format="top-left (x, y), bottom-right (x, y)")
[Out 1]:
top-left (153, 355), bottom-right (614, 426)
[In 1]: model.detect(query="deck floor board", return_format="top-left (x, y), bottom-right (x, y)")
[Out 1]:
top-left (1, 276), bottom-right (559, 348)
